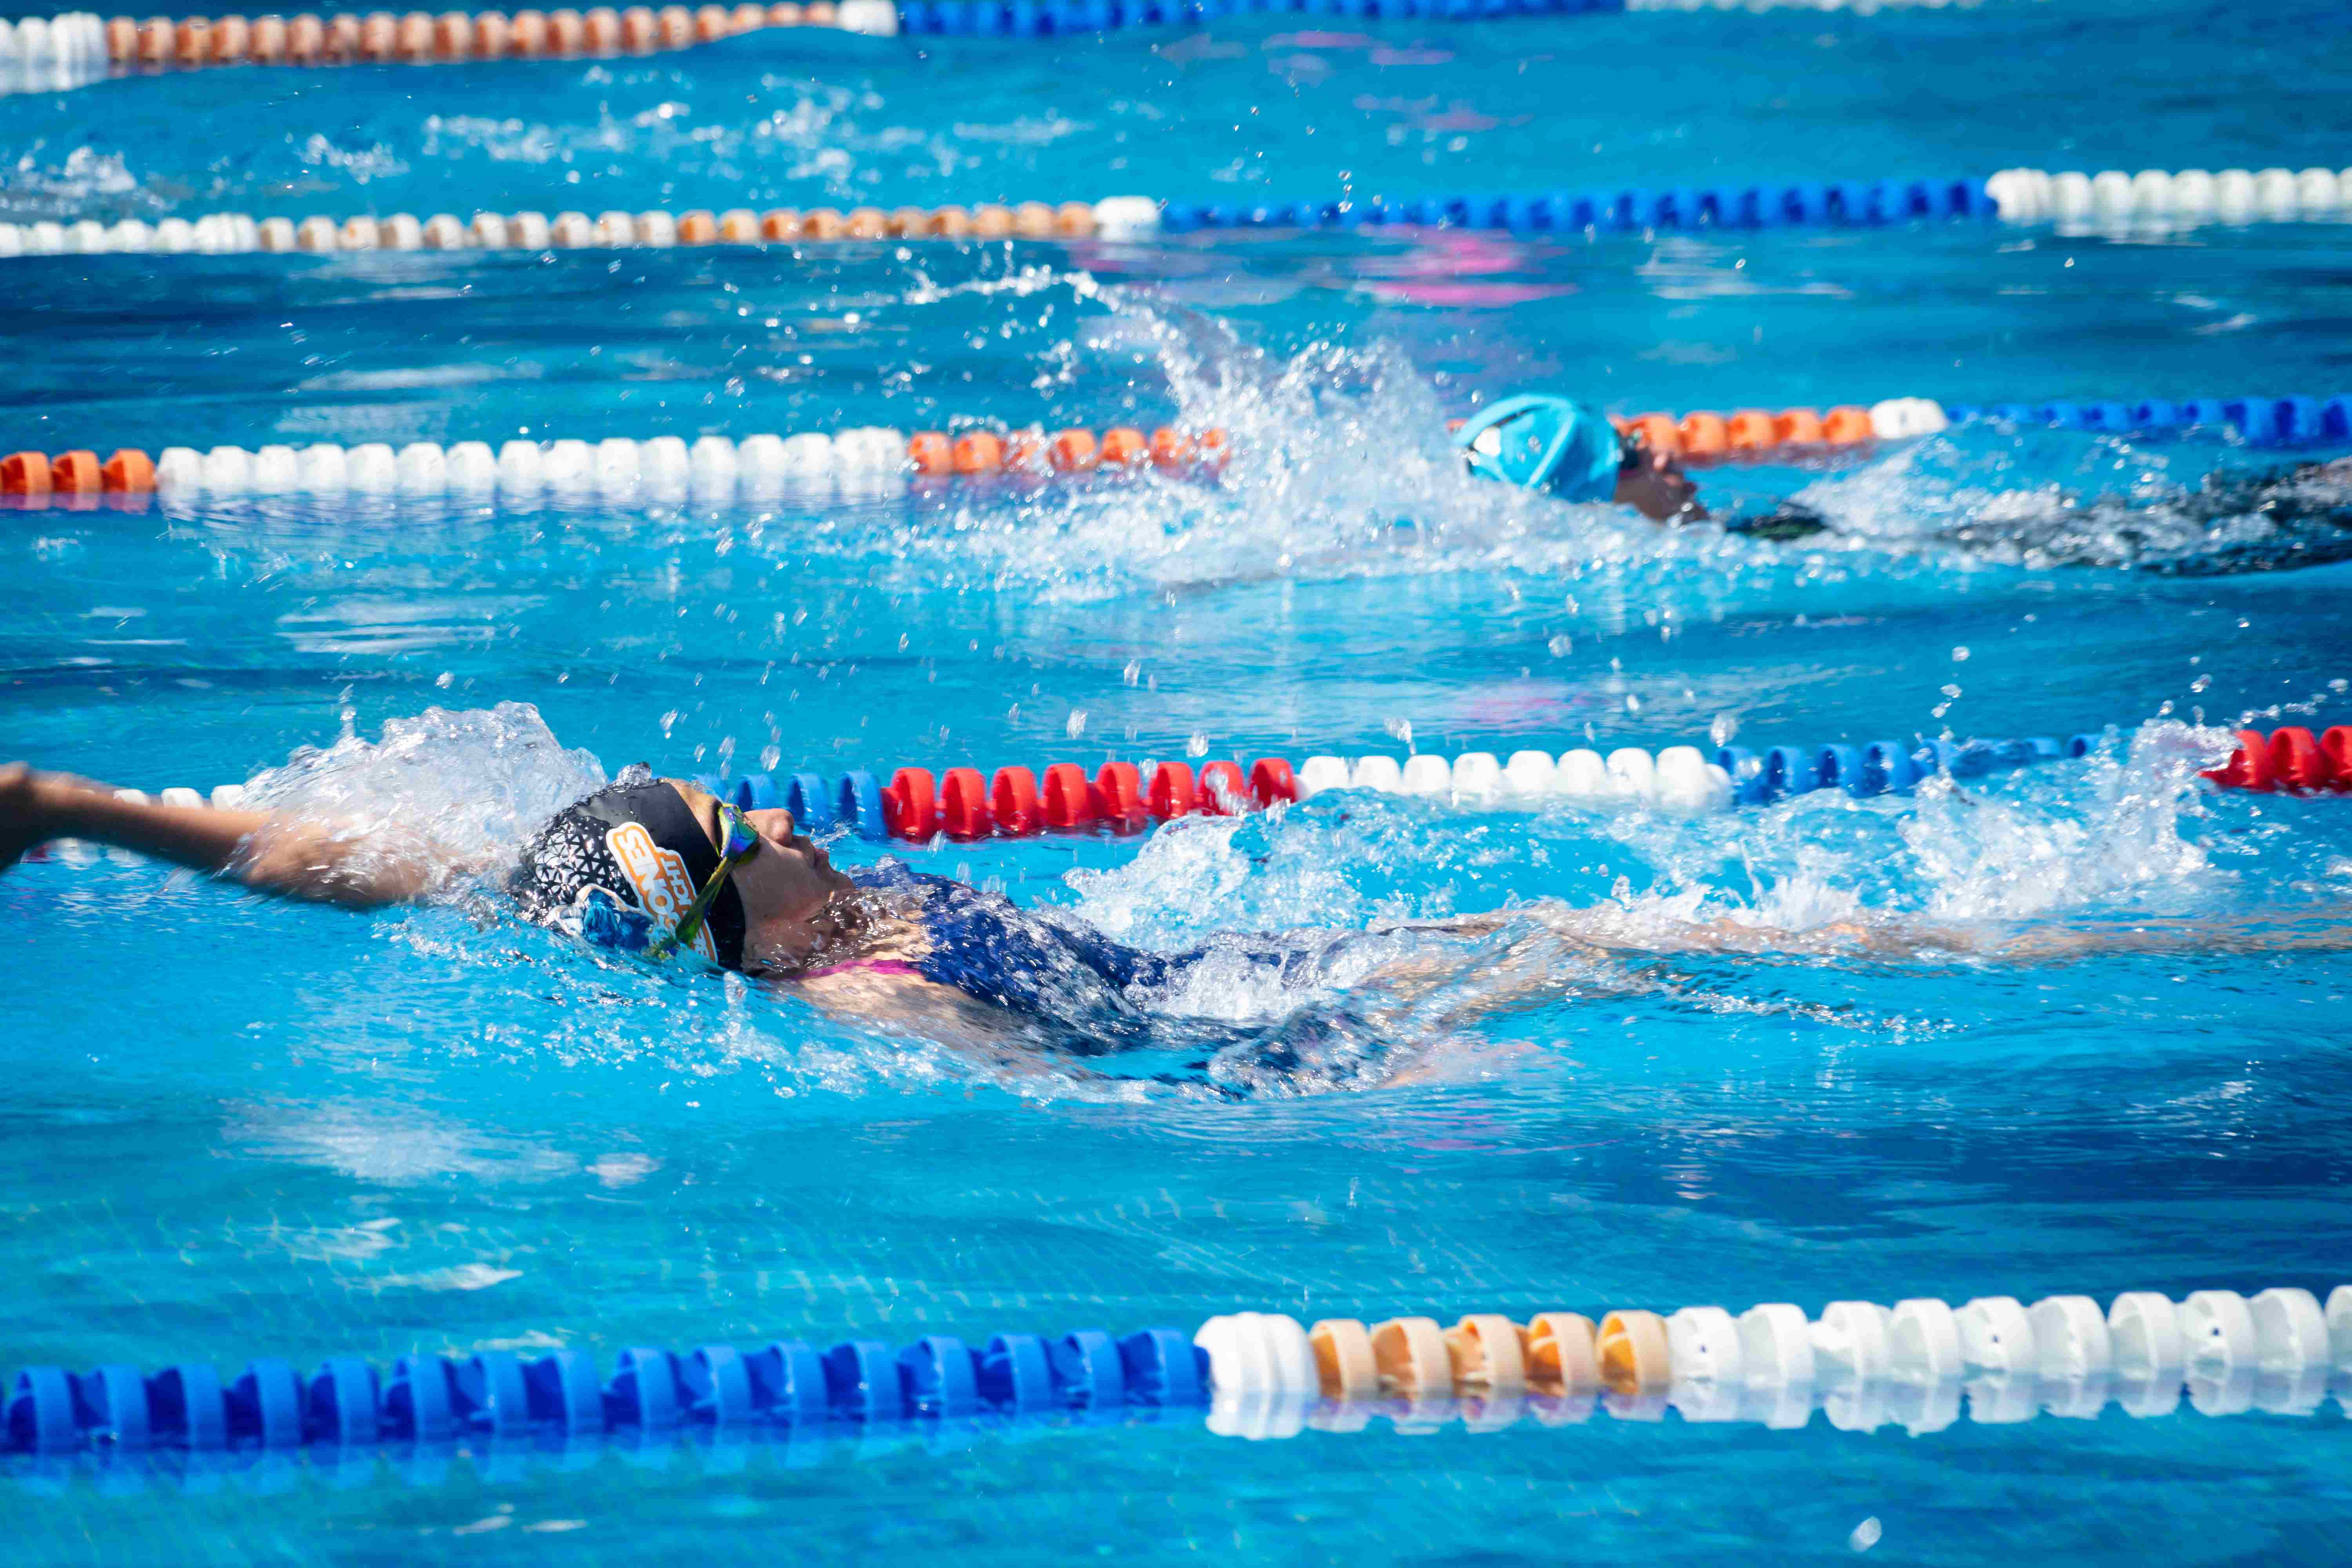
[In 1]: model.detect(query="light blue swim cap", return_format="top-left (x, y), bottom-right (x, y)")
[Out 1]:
top-left (1454, 394), bottom-right (1624, 503)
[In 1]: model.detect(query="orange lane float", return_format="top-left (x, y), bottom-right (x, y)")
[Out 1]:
top-left (3, 448), bottom-right (156, 510)
top-left (1610, 405), bottom-right (1877, 462)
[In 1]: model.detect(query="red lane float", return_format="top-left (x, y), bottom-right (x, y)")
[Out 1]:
top-left (989, 766), bottom-right (1041, 835)
top-left (1040, 763), bottom-right (1093, 830)
top-left (1248, 757), bottom-right (1298, 807)
top-left (1094, 762), bottom-right (1145, 831)
top-left (882, 766), bottom-right (937, 841)
top-left (938, 766), bottom-right (989, 840)
top-left (866, 757), bottom-right (1305, 841)
top-left (2202, 726), bottom-right (2352, 793)
top-left (1196, 760), bottom-right (1247, 815)
top-left (1146, 761), bottom-right (1195, 820)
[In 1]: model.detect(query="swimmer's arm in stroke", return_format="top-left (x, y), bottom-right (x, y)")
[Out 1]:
top-left (0, 764), bottom-right (457, 909)
top-left (791, 962), bottom-right (1079, 1055)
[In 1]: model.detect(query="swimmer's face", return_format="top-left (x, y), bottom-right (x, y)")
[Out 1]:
top-left (664, 780), bottom-right (855, 969)
top-left (1613, 446), bottom-right (1707, 523)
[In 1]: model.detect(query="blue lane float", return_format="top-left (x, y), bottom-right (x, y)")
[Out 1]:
top-left (1715, 734), bottom-right (2086, 806)
top-left (897, 0), bottom-right (1629, 35)
top-left (2, 1330), bottom-right (1208, 1455)
top-left (1158, 176), bottom-right (1995, 236)
top-left (1945, 394), bottom-right (2352, 446)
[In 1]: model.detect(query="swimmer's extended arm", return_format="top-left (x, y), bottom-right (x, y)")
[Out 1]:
top-left (0, 764), bottom-right (447, 908)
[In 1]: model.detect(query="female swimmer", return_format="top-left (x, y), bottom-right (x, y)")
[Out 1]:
top-left (7, 760), bottom-right (2347, 1077)
top-left (1460, 393), bottom-right (2352, 572)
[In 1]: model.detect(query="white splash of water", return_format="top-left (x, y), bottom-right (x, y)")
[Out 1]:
top-left (241, 701), bottom-right (607, 869)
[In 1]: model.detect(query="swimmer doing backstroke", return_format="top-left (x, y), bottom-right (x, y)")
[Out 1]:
top-left (1462, 392), bottom-right (2352, 572)
top-left (6, 759), bottom-right (2349, 1075)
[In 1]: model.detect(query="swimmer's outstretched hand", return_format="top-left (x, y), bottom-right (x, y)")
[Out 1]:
top-left (0, 764), bottom-right (118, 874)
top-left (0, 764), bottom-right (450, 907)
top-left (0, 763), bottom-right (57, 873)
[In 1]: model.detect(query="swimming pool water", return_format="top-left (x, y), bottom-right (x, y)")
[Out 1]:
top-left (4, 1), bottom-right (2352, 1562)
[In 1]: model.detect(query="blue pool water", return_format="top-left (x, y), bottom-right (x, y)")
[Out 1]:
top-left (5, 1), bottom-right (2352, 1561)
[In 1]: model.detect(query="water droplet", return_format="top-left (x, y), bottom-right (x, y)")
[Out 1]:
top-left (1849, 1518), bottom-right (1882, 1552)
top-left (1709, 713), bottom-right (1739, 747)
top-left (1065, 710), bottom-right (1088, 739)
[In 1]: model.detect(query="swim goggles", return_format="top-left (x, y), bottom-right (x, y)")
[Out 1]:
top-left (648, 802), bottom-right (759, 960)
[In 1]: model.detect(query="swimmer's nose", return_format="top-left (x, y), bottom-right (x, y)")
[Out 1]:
top-left (745, 806), bottom-right (799, 842)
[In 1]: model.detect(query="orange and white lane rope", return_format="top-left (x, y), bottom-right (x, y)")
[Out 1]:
top-left (0, 425), bottom-right (1231, 506)
top-left (91, 0), bottom-right (897, 72)
top-left (0, 196), bottom-right (1161, 258)
top-left (1196, 1283), bottom-right (2352, 1438)
top-left (0, 397), bottom-right (1947, 509)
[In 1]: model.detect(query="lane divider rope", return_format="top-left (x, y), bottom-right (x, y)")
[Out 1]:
top-left (13, 162), bottom-right (2348, 259)
top-left (2198, 726), bottom-right (2352, 794)
top-left (0, 400), bottom-right (1927, 510)
top-left (6, 1283), bottom-right (2345, 1459)
top-left (4, 388), bottom-right (2340, 521)
top-left (0, 196), bottom-right (1147, 257)
top-left (19, 731), bottom-right (2099, 867)
top-left (1160, 165), bottom-right (2350, 236)
top-left (0, 1325), bottom-right (1209, 1455)
top-left (82, 0), bottom-right (896, 74)
top-left (39, 722), bottom-right (2338, 870)
top-left (1194, 1283), bottom-right (2352, 1437)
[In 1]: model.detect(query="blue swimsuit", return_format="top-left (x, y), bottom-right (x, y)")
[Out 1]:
top-left (828, 863), bottom-right (1376, 1074)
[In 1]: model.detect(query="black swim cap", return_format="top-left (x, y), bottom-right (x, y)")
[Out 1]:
top-left (514, 778), bottom-right (749, 969)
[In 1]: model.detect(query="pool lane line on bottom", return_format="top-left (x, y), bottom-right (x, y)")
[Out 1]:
top-left (22, 729), bottom-right (2137, 869)
top-left (6, 1283), bottom-right (2347, 1473)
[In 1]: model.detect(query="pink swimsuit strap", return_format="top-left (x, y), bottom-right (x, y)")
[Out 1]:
top-left (800, 957), bottom-right (923, 981)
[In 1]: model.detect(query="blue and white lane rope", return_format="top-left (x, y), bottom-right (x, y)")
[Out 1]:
top-left (6, 1283), bottom-right (2347, 1459)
